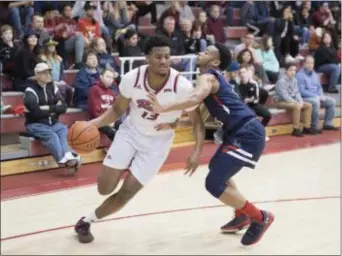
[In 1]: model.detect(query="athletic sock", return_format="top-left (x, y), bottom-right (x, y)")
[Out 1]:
top-left (240, 201), bottom-right (263, 222)
top-left (83, 211), bottom-right (99, 223)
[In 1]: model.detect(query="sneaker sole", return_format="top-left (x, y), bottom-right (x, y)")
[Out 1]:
top-left (242, 213), bottom-right (275, 246)
top-left (221, 220), bottom-right (251, 234)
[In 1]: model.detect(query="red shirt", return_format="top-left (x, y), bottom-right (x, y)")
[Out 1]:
top-left (54, 16), bottom-right (79, 39)
top-left (88, 82), bottom-right (118, 119)
top-left (78, 17), bottom-right (101, 39)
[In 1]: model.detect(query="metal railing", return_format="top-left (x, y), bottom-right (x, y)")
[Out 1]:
top-left (118, 55), bottom-right (200, 82)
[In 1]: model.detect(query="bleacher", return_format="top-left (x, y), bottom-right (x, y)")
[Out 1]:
top-left (0, 5), bottom-right (340, 177)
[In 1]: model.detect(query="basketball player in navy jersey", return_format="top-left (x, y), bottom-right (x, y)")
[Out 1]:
top-left (148, 43), bottom-right (274, 246)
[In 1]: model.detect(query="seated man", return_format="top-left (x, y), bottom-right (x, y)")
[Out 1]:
top-left (296, 56), bottom-right (338, 132)
top-left (24, 63), bottom-right (81, 172)
top-left (87, 68), bottom-right (122, 141)
top-left (274, 63), bottom-right (316, 137)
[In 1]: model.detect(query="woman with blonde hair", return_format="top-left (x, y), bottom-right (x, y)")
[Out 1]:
top-left (39, 38), bottom-right (74, 106)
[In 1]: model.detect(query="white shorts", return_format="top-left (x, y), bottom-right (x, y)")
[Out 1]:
top-left (103, 120), bottom-right (174, 185)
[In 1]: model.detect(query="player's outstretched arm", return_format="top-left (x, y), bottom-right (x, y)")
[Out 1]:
top-left (148, 74), bottom-right (214, 113)
top-left (184, 107), bottom-right (205, 176)
top-left (90, 94), bottom-right (130, 128)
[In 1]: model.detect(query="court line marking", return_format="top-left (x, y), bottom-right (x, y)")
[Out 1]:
top-left (1, 195), bottom-right (339, 242)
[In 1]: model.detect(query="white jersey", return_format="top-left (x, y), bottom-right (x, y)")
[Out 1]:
top-left (119, 65), bottom-right (196, 136)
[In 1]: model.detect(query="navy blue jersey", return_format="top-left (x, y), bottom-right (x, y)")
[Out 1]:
top-left (203, 69), bottom-right (256, 132)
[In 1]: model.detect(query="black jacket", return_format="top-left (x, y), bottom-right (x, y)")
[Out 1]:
top-left (314, 45), bottom-right (339, 69)
top-left (239, 80), bottom-right (260, 104)
top-left (24, 82), bottom-right (68, 126)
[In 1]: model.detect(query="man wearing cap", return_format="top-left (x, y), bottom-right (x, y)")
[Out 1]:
top-left (23, 62), bottom-right (81, 173)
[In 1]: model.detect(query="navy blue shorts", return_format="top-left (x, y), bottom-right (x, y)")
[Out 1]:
top-left (208, 118), bottom-right (266, 181)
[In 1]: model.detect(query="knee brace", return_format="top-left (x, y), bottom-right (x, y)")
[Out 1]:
top-left (205, 171), bottom-right (227, 199)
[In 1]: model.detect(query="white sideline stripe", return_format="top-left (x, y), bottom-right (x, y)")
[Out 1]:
top-left (226, 151), bottom-right (256, 166)
top-left (235, 148), bottom-right (253, 158)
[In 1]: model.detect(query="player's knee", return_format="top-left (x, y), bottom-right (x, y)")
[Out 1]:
top-left (205, 172), bottom-right (226, 199)
top-left (97, 166), bottom-right (121, 195)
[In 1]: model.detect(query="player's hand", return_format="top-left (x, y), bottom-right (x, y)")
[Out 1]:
top-left (147, 93), bottom-right (165, 113)
top-left (184, 152), bottom-right (200, 176)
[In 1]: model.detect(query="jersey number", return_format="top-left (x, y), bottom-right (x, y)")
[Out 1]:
top-left (142, 111), bottom-right (159, 120)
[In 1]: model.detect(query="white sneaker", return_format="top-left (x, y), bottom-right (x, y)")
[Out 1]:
top-left (295, 54), bottom-right (305, 61)
top-left (285, 55), bottom-right (297, 63)
top-left (265, 136), bottom-right (270, 142)
top-left (213, 131), bottom-right (223, 145)
top-left (263, 84), bottom-right (275, 91)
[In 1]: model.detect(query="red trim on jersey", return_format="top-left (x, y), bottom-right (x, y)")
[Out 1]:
top-left (143, 67), bottom-right (171, 94)
top-left (173, 74), bottom-right (180, 93)
top-left (212, 94), bottom-right (223, 105)
top-left (133, 67), bottom-right (141, 88)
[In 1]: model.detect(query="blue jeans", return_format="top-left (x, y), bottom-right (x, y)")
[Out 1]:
top-left (317, 64), bottom-right (341, 91)
top-left (9, 6), bottom-right (34, 36)
top-left (175, 54), bottom-right (197, 81)
top-left (304, 96), bottom-right (336, 129)
top-left (26, 122), bottom-right (71, 163)
top-left (199, 39), bottom-right (207, 52)
top-left (294, 26), bottom-right (310, 45)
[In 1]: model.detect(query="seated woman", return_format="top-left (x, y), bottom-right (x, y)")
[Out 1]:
top-left (314, 31), bottom-right (340, 93)
top-left (13, 31), bottom-right (41, 92)
top-left (39, 38), bottom-right (74, 106)
top-left (256, 35), bottom-right (280, 84)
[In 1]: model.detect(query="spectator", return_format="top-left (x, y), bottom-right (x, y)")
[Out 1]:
top-left (156, 16), bottom-right (196, 79)
top-left (39, 38), bottom-right (74, 106)
top-left (241, 0), bottom-right (274, 36)
top-left (308, 26), bottom-right (323, 53)
top-left (132, 1), bottom-right (157, 26)
top-left (257, 34), bottom-right (280, 84)
top-left (314, 31), bottom-right (340, 93)
top-left (13, 31), bottom-right (41, 92)
top-left (195, 10), bottom-right (215, 45)
top-left (180, 19), bottom-right (206, 54)
top-left (26, 13), bottom-right (50, 46)
top-left (7, 1), bottom-right (34, 39)
top-left (191, 20), bottom-right (209, 51)
top-left (273, 5), bottom-right (304, 66)
top-left (103, 1), bottom-right (135, 41)
top-left (54, 3), bottom-right (85, 69)
top-left (157, 1), bottom-right (181, 30)
top-left (24, 62), bottom-right (81, 171)
top-left (206, 5), bottom-right (226, 44)
top-left (312, 2), bottom-right (338, 48)
top-left (297, 56), bottom-right (338, 132)
top-left (0, 25), bottom-right (18, 75)
top-left (294, 4), bottom-right (312, 46)
top-left (118, 29), bottom-right (144, 73)
top-left (237, 48), bottom-right (270, 87)
top-left (90, 37), bottom-right (120, 75)
top-left (74, 51), bottom-right (100, 110)
top-left (239, 66), bottom-right (272, 140)
top-left (88, 68), bottom-right (121, 141)
top-left (78, 1), bottom-right (101, 47)
top-left (234, 33), bottom-right (261, 63)
top-left (224, 60), bottom-right (241, 97)
top-left (274, 63), bottom-right (314, 137)
top-left (42, 2), bottom-right (60, 38)
top-left (178, 1), bottom-right (195, 22)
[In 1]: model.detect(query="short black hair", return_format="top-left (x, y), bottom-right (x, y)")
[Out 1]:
top-left (284, 62), bottom-right (297, 70)
top-left (214, 43), bottom-right (232, 70)
top-left (144, 35), bottom-right (171, 55)
top-left (124, 29), bottom-right (137, 40)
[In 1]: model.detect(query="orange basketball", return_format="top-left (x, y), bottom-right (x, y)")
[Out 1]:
top-left (68, 121), bottom-right (100, 154)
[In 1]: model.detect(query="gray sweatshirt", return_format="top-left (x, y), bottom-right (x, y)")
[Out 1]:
top-left (274, 76), bottom-right (303, 103)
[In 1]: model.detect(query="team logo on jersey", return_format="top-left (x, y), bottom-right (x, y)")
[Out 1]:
top-left (136, 99), bottom-right (153, 111)
top-left (164, 88), bottom-right (172, 93)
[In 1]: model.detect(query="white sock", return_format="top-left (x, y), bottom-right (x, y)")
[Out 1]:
top-left (83, 211), bottom-right (99, 223)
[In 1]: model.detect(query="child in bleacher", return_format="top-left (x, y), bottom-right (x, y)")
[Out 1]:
top-left (0, 25), bottom-right (18, 76)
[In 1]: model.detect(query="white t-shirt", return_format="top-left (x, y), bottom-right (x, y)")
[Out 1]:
top-left (119, 65), bottom-right (196, 136)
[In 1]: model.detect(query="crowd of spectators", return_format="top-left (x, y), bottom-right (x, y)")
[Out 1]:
top-left (0, 1), bottom-right (340, 170)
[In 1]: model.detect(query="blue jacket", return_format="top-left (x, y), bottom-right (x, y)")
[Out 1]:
top-left (74, 68), bottom-right (100, 110)
top-left (97, 53), bottom-right (120, 73)
top-left (296, 68), bottom-right (323, 98)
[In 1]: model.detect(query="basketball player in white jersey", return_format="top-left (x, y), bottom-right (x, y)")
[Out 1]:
top-left (74, 36), bottom-right (205, 243)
